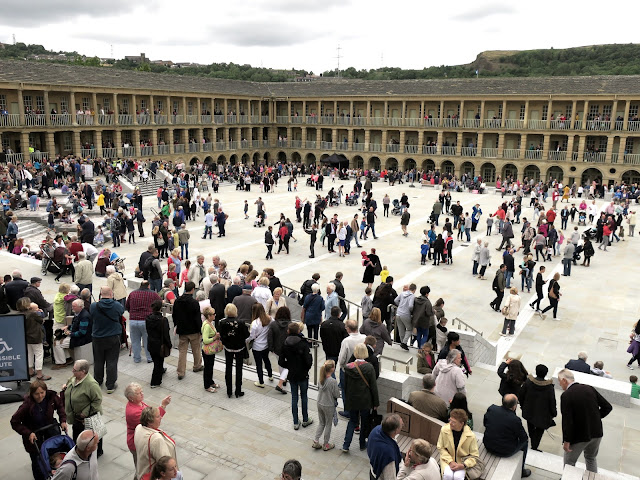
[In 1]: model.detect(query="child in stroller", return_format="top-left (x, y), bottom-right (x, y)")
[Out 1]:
top-left (578, 211), bottom-right (587, 226)
top-left (345, 191), bottom-right (359, 206)
top-left (391, 199), bottom-right (402, 216)
top-left (35, 424), bottom-right (75, 479)
top-left (254, 210), bottom-right (266, 227)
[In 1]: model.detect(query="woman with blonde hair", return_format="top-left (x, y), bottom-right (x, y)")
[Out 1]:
top-left (107, 264), bottom-right (127, 308)
top-left (500, 287), bottom-right (521, 337)
top-left (201, 306), bottom-right (220, 393)
top-left (265, 287), bottom-right (287, 318)
top-left (359, 307), bottom-right (392, 356)
top-left (437, 409), bottom-right (480, 480)
top-left (313, 360), bottom-right (339, 451)
top-left (218, 303), bottom-right (250, 398)
top-left (248, 303), bottom-right (274, 388)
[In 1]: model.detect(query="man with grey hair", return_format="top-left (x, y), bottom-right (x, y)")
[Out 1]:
top-left (226, 276), bottom-right (243, 304)
top-left (52, 429), bottom-right (99, 480)
top-left (407, 374), bottom-right (448, 421)
top-left (90, 286), bottom-right (124, 394)
top-left (4, 269), bottom-right (28, 310)
top-left (201, 267), bottom-right (217, 297)
top-left (558, 368), bottom-right (612, 472)
top-left (337, 319), bottom-right (366, 418)
top-left (565, 352), bottom-right (591, 374)
top-left (188, 254), bottom-right (206, 286)
top-left (301, 283), bottom-right (324, 340)
top-left (74, 251), bottom-right (94, 293)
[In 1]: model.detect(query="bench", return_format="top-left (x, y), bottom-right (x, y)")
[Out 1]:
top-left (387, 398), bottom-right (523, 480)
top-left (561, 464), bottom-right (621, 480)
top-left (552, 367), bottom-right (631, 407)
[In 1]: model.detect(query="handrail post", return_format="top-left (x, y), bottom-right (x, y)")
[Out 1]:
top-left (313, 342), bottom-right (318, 385)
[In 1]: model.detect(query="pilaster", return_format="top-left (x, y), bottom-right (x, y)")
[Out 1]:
top-left (18, 89), bottom-right (25, 125)
top-left (70, 92), bottom-right (77, 125)
top-left (44, 91), bottom-right (51, 125)
top-left (21, 132), bottom-right (30, 161)
top-left (94, 130), bottom-right (103, 157)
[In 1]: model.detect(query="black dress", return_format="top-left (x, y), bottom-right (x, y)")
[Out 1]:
top-left (362, 254), bottom-right (379, 284)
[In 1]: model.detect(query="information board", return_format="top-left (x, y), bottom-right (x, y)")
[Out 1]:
top-left (0, 314), bottom-right (28, 383)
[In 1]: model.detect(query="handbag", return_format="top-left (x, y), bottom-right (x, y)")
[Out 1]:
top-left (501, 305), bottom-right (509, 316)
top-left (203, 338), bottom-right (223, 355)
top-left (373, 262), bottom-right (382, 276)
top-left (160, 343), bottom-right (172, 358)
top-left (462, 455), bottom-right (485, 480)
top-left (84, 411), bottom-right (107, 438)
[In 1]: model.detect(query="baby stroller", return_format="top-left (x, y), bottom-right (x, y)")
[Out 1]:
top-left (572, 244), bottom-right (583, 265)
top-left (40, 244), bottom-right (63, 276)
top-left (35, 423), bottom-right (75, 479)
top-left (306, 177), bottom-right (314, 187)
top-left (391, 199), bottom-right (402, 216)
top-left (578, 211), bottom-right (587, 226)
top-left (254, 211), bottom-right (266, 227)
top-left (345, 193), bottom-right (359, 206)
top-left (583, 227), bottom-right (597, 241)
top-left (328, 196), bottom-right (339, 207)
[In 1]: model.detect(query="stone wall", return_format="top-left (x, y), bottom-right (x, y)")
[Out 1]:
top-left (451, 328), bottom-right (498, 366)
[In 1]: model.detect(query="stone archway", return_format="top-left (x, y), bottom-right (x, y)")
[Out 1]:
top-left (524, 164), bottom-right (541, 181)
top-left (353, 155), bottom-right (364, 169)
top-left (461, 161), bottom-right (475, 177)
top-left (229, 154), bottom-right (238, 165)
top-left (547, 166), bottom-right (564, 183)
top-left (277, 151), bottom-right (287, 163)
top-left (386, 157), bottom-right (398, 170)
top-left (581, 167), bottom-right (602, 185)
top-left (422, 159), bottom-right (435, 171)
top-left (441, 160), bottom-right (455, 175)
top-left (404, 158), bottom-right (416, 171)
top-left (253, 152), bottom-right (261, 167)
top-left (189, 157), bottom-right (199, 166)
top-left (622, 169), bottom-right (640, 185)
top-left (305, 153), bottom-right (316, 165)
top-left (217, 155), bottom-right (226, 164)
top-left (291, 151), bottom-right (302, 163)
top-left (241, 153), bottom-right (250, 165)
top-left (263, 152), bottom-right (271, 165)
top-left (369, 156), bottom-right (381, 171)
top-left (204, 156), bottom-right (213, 165)
top-left (502, 164), bottom-right (518, 180)
top-left (480, 162), bottom-right (496, 182)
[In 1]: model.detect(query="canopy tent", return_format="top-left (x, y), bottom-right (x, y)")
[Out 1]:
top-left (320, 153), bottom-right (349, 168)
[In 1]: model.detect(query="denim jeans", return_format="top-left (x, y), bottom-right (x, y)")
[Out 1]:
top-left (364, 224), bottom-right (376, 238)
top-left (129, 320), bottom-right (151, 362)
top-left (203, 226), bottom-right (212, 239)
top-left (252, 348), bottom-right (272, 384)
top-left (157, 198), bottom-right (162, 209)
top-left (563, 258), bottom-right (572, 276)
top-left (289, 378), bottom-right (309, 425)
top-left (416, 327), bottom-right (429, 348)
top-left (505, 270), bottom-right (513, 288)
top-left (343, 409), bottom-right (370, 450)
top-left (150, 278), bottom-right (162, 292)
top-left (181, 243), bottom-right (189, 259)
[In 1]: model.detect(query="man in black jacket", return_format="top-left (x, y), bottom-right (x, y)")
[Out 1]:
top-left (529, 265), bottom-right (546, 312)
top-left (331, 271), bottom-right (348, 321)
top-left (483, 394), bottom-right (531, 477)
top-left (173, 281), bottom-right (204, 380)
top-left (279, 322), bottom-right (314, 429)
top-left (138, 244), bottom-right (155, 278)
top-left (558, 368), bottom-right (612, 472)
top-left (299, 273), bottom-right (320, 304)
top-left (564, 352), bottom-right (592, 374)
top-left (208, 275), bottom-right (227, 327)
top-left (4, 270), bottom-right (29, 310)
top-left (320, 306), bottom-right (347, 367)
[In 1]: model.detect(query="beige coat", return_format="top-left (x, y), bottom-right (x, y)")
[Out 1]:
top-left (265, 295), bottom-right (287, 318)
top-left (107, 272), bottom-right (128, 301)
top-left (396, 458), bottom-right (441, 480)
top-left (502, 293), bottom-right (520, 321)
top-left (134, 425), bottom-right (177, 479)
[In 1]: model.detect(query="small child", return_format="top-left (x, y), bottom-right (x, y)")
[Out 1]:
top-left (50, 452), bottom-right (65, 474)
top-left (48, 211), bottom-right (55, 229)
top-left (630, 375), bottom-right (639, 399)
top-left (244, 200), bottom-right (249, 219)
top-left (486, 215), bottom-right (494, 236)
top-left (436, 317), bottom-right (448, 352)
top-left (126, 216), bottom-right (135, 244)
top-left (420, 240), bottom-right (429, 265)
top-left (457, 221), bottom-right (465, 241)
top-left (167, 263), bottom-right (178, 283)
top-left (294, 179), bottom-right (298, 191)
top-left (359, 218), bottom-right (367, 239)
top-left (94, 227), bottom-right (105, 246)
top-left (312, 360), bottom-right (339, 451)
top-left (361, 287), bottom-right (373, 320)
top-left (380, 266), bottom-right (390, 283)
top-left (620, 225), bottom-right (625, 241)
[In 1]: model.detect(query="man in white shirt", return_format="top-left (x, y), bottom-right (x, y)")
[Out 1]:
top-left (52, 429), bottom-right (100, 480)
top-left (337, 319), bottom-right (366, 418)
top-left (203, 210), bottom-right (214, 239)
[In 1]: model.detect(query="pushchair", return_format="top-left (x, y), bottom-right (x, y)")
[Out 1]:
top-left (35, 423), bottom-right (75, 479)
top-left (572, 244), bottom-right (583, 265)
top-left (345, 193), bottom-right (359, 206)
top-left (254, 211), bottom-right (266, 227)
top-left (40, 244), bottom-right (63, 276)
top-left (578, 211), bottom-right (587, 226)
top-left (391, 199), bottom-right (402, 216)
top-left (306, 177), bottom-right (314, 187)
top-left (583, 227), bottom-right (597, 241)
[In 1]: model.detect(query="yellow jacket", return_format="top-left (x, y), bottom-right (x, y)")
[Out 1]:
top-left (436, 423), bottom-right (479, 472)
top-left (97, 194), bottom-right (105, 207)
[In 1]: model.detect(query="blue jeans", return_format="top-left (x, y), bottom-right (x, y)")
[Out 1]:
top-left (203, 226), bottom-right (212, 239)
top-left (416, 327), bottom-right (429, 347)
top-left (289, 378), bottom-right (309, 425)
top-left (343, 409), bottom-right (370, 450)
top-left (181, 243), bottom-right (189, 259)
top-left (466, 229), bottom-right (471, 242)
top-left (157, 198), bottom-right (162, 209)
top-left (149, 278), bottom-right (162, 292)
top-left (505, 270), bottom-right (513, 288)
top-left (364, 224), bottom-right (376, 238)
top-left (129, 320), bottom-right (151, 362)
top-left (563, 258), bottom-right (572, 276)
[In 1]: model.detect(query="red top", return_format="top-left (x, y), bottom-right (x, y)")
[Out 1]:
top-left (125, 288), bottom-right (162, 322)
top-left (125, 401), bottom-right (165, 452)
top-left (69, 242), bottom-right (83, 261)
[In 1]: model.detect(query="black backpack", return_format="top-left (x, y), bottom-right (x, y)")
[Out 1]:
top-left (143, 256), bottom-right (156, 280)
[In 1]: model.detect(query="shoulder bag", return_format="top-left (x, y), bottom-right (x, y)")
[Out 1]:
top-left (202, 324), bottom-right (223, 355)
top-left (84, 411), bottom-right (108, 439)
top-left (462, 454), bottom-right (485, 480)
top-left (140, 432), bottom-right (157, 480)
top-left (373, 262), bottom-right (382, 276)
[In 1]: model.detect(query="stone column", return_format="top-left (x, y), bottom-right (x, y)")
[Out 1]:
top-left (302, 127), bottom-right (307, 144)
top-left (46, 132), bottom-right (55, 156)
top-left (420, 101), bottom-right (425, 120)
top-left (519, 134), bottom-right (527, 159)
top-left (302, 101), bottom-right (307, 122)
top-left (479, 100), bottom-right (486, 126)
top-left (623, 101), bottom-right (631, 130)
top-left (459, 100), bottom-right (465, 122)
top-left (570, 100), bottom-right (577, 129)
top-left (605, 136), bottom-right (615, 162)
top-left (44, 91), bottom-right (51, 125)
top-left (440, 100), bottom-right (445, 124)
top-left (546, 99), bottom-right (553, 128)
top-left (364, 129), bottom-right (371, 151)
top-left (437, 131), bottom-right (443, 154)
top-left (334, 100), bottom-right (338, 117)
top-left (501, 100), bottom-right (507, 128)
top-left (418, 131), bottom-right (424, 151)
top-left (70, 92), bottom-right (77, 125)
top-left (17, 88), bottom-right (25, 125)
top-left (582, 101), bottom-right (589, 130)
top-left (113, 93), bottom-right (119, 125)
top-left (366, 100), bottom-right (371, 125)
top-left (21, 132), bottom-right (31, 161)
top-left (114, 130), bottom-right (122, 157)
top-left (566, 136), bottom-right (575, 160)
top-left (497, 133), bottom-right (505, 158)
top-left (542, 134), bottom-right (551, 154)
top-left (150, 94), bottom-right (155, 125)
top-left (523, 100), bottom-right (529, 128)
top-left (166, 96), bottom-right (172, 124)
top-left (399, 131), bottom-right (405, 150)
top-left (349, 100), bottom-right (354, 118)
top-left (382, 130), bottom-right (388, 148)
top-left (73, 131), bottom-right (82, 157)
top-left (477, 132), bottom-right (484, 154)
top-left (576, 135), bottom-right (586, 160)
top-left (331, 128), bottom-right (337, 146)
top-left (94, 130), bottom-right (103, 157)
top-left (182, 97), bottom-right (187, 120)
top-left (383, 101), bottom-right (388, 124)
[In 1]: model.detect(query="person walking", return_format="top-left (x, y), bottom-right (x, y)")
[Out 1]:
top-left (500, 287), bottom-right (521, 337)
top-left (540, 273), bottom-right (561, 320)
top-left (529, 266), bottom-right (547, 312)
top-left (400, 207), bottom-right (411, 237)
top-left (304, 223), bottom-right (317, 258)
top-left (279, 322), bottom-right (314, 430)
top-left (264, 225), bottom-right (275, 260)
top-left (518, 364), bottom-right (557, 451)
top-left (490, 265), bottom-right (507, 312)
top-left (219, 304), bottom-right (250, 398)
top-left (395, 284), bottom-right (416, 350)
top-left (478, 241), bottom-right (491, 280)
top-left (312, 360), bottom-right (340, 451)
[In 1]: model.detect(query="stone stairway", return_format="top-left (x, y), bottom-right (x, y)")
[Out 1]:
top-left (15, 219), bottom-right (51, 248)
top-left (125, 175), bottom-right (164, 197)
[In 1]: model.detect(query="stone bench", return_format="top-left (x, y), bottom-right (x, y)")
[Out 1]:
top-left (552, 367), bottom-right (631, 407)
top-left (561, 464), bottom-right (625, 480)
top-left (387, 398), bottom-right (523, 480)
top-left (126, 277), bottom-right (143, 290)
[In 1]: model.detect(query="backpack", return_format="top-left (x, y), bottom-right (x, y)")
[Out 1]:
top-left (143, 256), bottom-right (157, 280)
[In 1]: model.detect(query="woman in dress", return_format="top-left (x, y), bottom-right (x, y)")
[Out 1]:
top-left (361, 248), bottom-right (379, 288)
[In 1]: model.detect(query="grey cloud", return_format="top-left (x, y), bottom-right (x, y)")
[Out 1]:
top-left (215, 21), bottom-right (323, 47)
top-left (0, 0), bottom-right (146, 27)
top-left (452, 3), bottom-right (517, 21)
top-left (245, 0), bottom-right (348, 13)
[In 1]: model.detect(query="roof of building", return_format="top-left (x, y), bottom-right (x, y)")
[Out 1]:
top-left (1, 59), bottom-right (640, 98)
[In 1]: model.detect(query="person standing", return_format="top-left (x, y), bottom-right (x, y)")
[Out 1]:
top-left (301, 283), bottom-right (325, 340)
top-left (558, 369), bottom-right (613, 472)
top-left (248, 304), bottom-right (274, 388)
top-left (518, 364), bottom-right (557, 451)
top-left (500, 287), bottom-right (521, 337)
top-left (394, 284), bottom-right (416, 350)
top-left (490, 265), bottom-right (507, 312)
top-left (563, 242), bottom-right (575, 277)
top-left (90, 286), bottom-right (124, 394)
top-left (218, 304), bottom-right (250, 398)
top-left (280, 322), bottom-right (314, 430)
top-left (265, 225), bottom-right (275, 260)
top-left (126, 281), bottom-right (160, 364)
top-left (400, 207), bottom-right (410, 237)
top-left (472, 239), bottom-right (482, 276)
top-left (74, 252), bottom-right (94, 293)
top-left (146, 300), bottom-right (172, 389)
top-left (172, 281), bottom-right (204, 380)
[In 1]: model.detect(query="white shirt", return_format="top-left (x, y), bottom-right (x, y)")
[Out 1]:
top-left (251, 285), bottom-right (272, 309)
top-left (248, 319), bottom-right (272, 351)
top-left (338, 332), bottom-right (367, 369)
top-left (82, 243), bottom-right (98, 257)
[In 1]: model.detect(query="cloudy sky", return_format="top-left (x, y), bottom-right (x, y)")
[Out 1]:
top-left (1, 0), bottom-right (636, 74)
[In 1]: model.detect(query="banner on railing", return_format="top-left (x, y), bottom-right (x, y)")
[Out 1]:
top-left (0, 314), bottom-right (28, 383)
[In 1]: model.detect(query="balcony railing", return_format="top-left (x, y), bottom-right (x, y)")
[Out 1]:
top-left (291, 116), bottom-right (303, 124)
top-left (241, 140), bottom-right (249, 148)
top-left (614, 121), bottom-right (624, 130)
top-left (423, 145), bottom-right (437, 155)
top-left (442, 118), bottom-right (459, 128)
top-left (628, 121), bottom-right (640, 132)
top-left (137, 114), bottom-right (151, 125)
top-left (441, 146), bottom-right (457, 155)
top-left (524, 150), bottom-right (543, 160)
top-left (172, 115), bottom-right (184, 125)
top-left (251, 115), bottom-right (261, 123)
top-left (321, 141), bottom-right (333, 149)
top-left (336, 116), bottom-right (350, 125)
top-left (306, 116), bottom-right (318, 124)
top-left (188, 143), bottom-right (200, 153)
top-left (76, 114), bottom-right (95, 125)
top-left (321, 116), bottom-right (334, 125)
top-left (483, 119), bottom-right (502, 128)
top-left (386, 144), bottom-right (400, 153)
top-left (277, 140), bottom-right (287, 148)
top-left (119, 114), bottom-right (133, 125)
top-left (261, 116), bottom-right (270, 124)
top-left (30, 151), bottom-right (48, 161)
top-left (583, 152), bottom-right (606, 163)
top-left (623, 154), bottom-right (640, 164)
top-left (404, 145), bottom-right (419, 154)
top-left (238, 115), bottom-right (249, 124)
top-left (481, 148), bottom-right (498, 158)
top-left (201, 115), bottom-right (212, 124)
top-left (549, 120), bottom-right (570, 130)
top-left (140, 146), bottom-right (153, 156)
top-left (586, 120), bottom-right (611, 131)
top-left (276, 115), bottom-right (288, 123)
top-left (528, 120), bottom-right (547, 130)
top-left (370, 143), bottom-right (382, 152)
top-left (216, 141), bottom-right (226, 151)
top-left (503, 149), bottom-right (520, 159)
top-left (262, 140), bottom-right (270, 148)
top-left (305, 141), bottom-right (316, 149)
top-left (5, 153), bottom-right (23, 162)
top-left (203, 142), bottom-right (213, 152)
top-left (185, 115), bottom-right (198, 124)
top-left (611, 153), bottom-right (619, 163)
top-left (461, 119), bottom-right (481, 128)
top-left (504, 119), bottom-right (524, 129)
top-left (122, 146), bottom-right (136, 156)
top-left (214, 115), bottom-right (225, 124)
top-left (0, 114), bottom-right (20, 127)
top-left (229, 141), bottom-right (238, 149)
top-left (25, 114), bottom-right (46, 126)
top-left (157, 145), bottom-right (170, 155)
top-left (227, 115), bottom-right (237, 124)
top-left (98, 114), bottom-right (114, 126)
top-left (50, 114), bottom-right (72, 126)
top-left (103, 147), bottom-right (117, 157)
top-left (353, 143), bottom-right (365, 151)
top-left (291, 140), bottom-right (302, 148)
top-left (81, 148), bottom-right (97, 158)
top-left (173, 144), bottom-right (185, 154)
top-left (573, 120), bottom-right (582, 129)
top-left (252, 140), bottom-right (260, 148)
top-left (388, 117), bottom-right (402, 127)
top-left (352, 117), bottom-right (366, 126)
top-left (547, 151), bottom-right (567, 161)
top-left (461, 147), bottom-right (477, 156)
top-left (370, 117), bottom-right (384, 126)
top-left (572, 152), bottom-right (579, 161)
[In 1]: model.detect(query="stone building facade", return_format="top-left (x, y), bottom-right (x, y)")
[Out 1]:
top-left (1, 60), bottom-right (640, 185)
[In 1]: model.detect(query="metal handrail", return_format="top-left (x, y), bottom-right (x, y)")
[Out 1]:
top-left (451, 317), bottom-right (483, 336)
top-left (379, 354), bottom-right (414, 374)
top-left (281, 284), bottom-right (362, 326)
